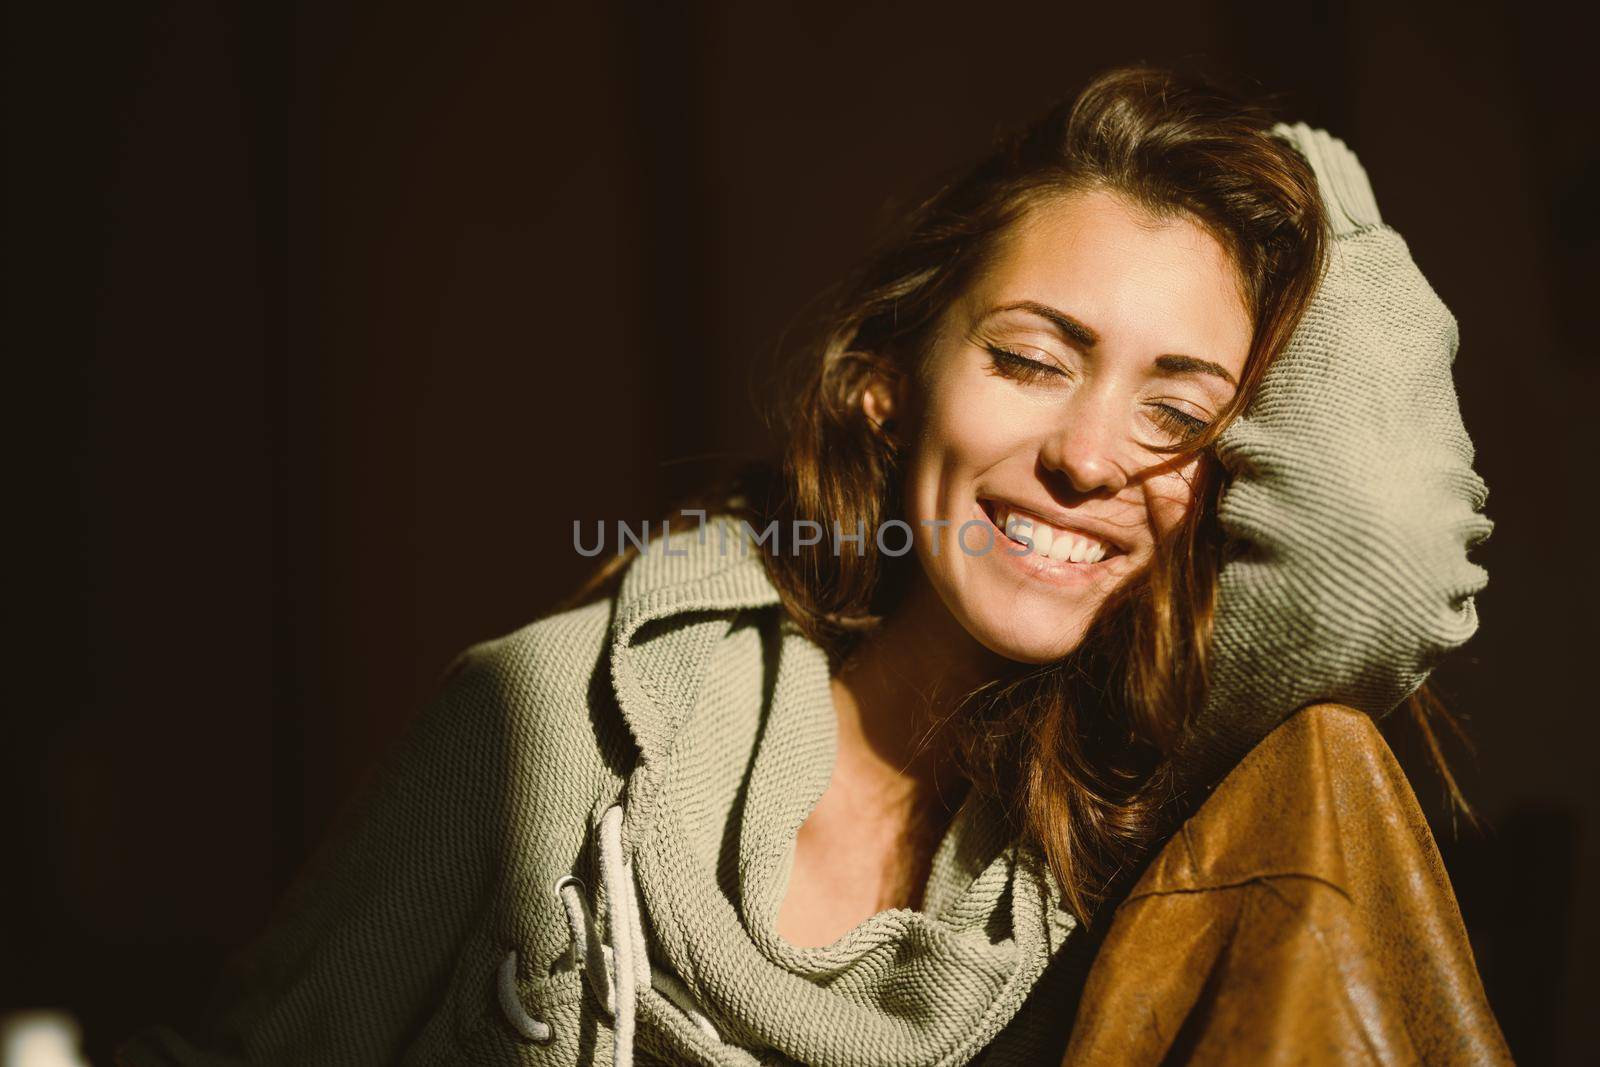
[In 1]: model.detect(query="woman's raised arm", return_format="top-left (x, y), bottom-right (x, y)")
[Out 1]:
top-left (1176, 122), bottom-right (1494, 791)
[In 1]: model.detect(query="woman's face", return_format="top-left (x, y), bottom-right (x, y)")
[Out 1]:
top-left (890, 187), bottom-right (1252, 663)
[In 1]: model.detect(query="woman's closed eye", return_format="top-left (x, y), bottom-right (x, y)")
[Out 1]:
top-left (985, 345), bottom-right (1067, 385)
top-left (987, 344), bottom-right (1213, 438)
top-left (1145, 402), bottom-right (1210, 442)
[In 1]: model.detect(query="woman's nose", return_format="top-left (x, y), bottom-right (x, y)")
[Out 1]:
top-left (1038, 401), bottom-right (1130, 495)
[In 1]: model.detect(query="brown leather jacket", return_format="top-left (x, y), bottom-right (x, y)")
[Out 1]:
top-left (1060, 703), bottom-right (1513, 1066)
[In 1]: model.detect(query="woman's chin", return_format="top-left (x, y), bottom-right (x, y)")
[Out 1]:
top-left (957, 603), bottom-right (1093, 666)
top-left (912, 550), bottom-right (1103, 666)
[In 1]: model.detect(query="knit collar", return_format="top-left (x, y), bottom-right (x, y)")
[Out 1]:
top-left (606, 516), bottom-right (783, 773)
top-left (602, 514), bottom-right (1077, 1066)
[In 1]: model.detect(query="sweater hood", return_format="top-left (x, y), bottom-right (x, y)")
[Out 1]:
top-left (585, 513), bottom-right (1077, 1066)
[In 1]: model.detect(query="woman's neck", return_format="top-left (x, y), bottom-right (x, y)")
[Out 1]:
top-left (829, 572), bottom-right (1010, 812)
top-left (772, 574), bottom-right (1009, 940)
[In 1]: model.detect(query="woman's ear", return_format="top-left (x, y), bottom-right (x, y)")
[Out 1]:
top-left (861, 367), bottom-right (909, 446)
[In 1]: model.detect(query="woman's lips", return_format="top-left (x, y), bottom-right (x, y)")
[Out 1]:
top-left (970, 499), bottom-right (1120, 586)
top-left (975, 497), bottom-right (1123, 564)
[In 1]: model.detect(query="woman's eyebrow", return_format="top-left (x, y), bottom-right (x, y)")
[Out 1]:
top-left (1154, 353), bottom-right (1238, 388)
top-left (989, 301), bottom-right (1239, 388)
top-left (991, 301), bottom-right (1099, 346)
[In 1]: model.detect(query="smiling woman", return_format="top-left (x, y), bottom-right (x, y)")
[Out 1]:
top-left (116, 64), bottom-right (1507, 1067)
top-left (886, 187), bottom-right (1254, 663)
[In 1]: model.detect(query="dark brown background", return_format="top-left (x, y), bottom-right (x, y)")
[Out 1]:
top-left (6, 2), bottom-right (1595, 1064)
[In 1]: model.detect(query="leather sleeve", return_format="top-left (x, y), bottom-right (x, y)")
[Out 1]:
top-left (1062, 704), bottom-right (1512, 1066)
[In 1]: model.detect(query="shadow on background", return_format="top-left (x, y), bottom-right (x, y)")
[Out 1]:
top-left (6, 2), bottom-right (1595, 1063)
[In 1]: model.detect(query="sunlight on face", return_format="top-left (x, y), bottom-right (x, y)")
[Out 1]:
top-left (899, 187), bottom-right (1252, 663)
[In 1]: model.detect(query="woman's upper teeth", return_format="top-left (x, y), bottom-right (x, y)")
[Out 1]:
top-left (997, 503), bottom-right (1110, 563)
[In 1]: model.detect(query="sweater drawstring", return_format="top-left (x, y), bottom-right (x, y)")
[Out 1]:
top-left (498, 803), bottom-right (721, 1065)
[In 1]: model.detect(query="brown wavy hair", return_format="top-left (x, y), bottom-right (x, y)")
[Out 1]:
top-left (563, 64), bottom-right (1466, 922)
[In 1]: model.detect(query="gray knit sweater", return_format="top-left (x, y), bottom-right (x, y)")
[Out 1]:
top-left (115, 123), bottom-right (1490, 1067)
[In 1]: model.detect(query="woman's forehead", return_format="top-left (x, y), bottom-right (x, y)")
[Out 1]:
top-left (968, 189), bottom-right (1252, 372)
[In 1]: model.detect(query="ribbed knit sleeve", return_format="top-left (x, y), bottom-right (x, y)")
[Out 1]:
top-left (114, 646), bottom-right (509, 1067)
top-left (1174, 122), bottom-right (1494, 793)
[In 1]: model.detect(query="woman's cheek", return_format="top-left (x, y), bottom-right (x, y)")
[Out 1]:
top-left (1144, 459), bottom-right (1203, 540)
